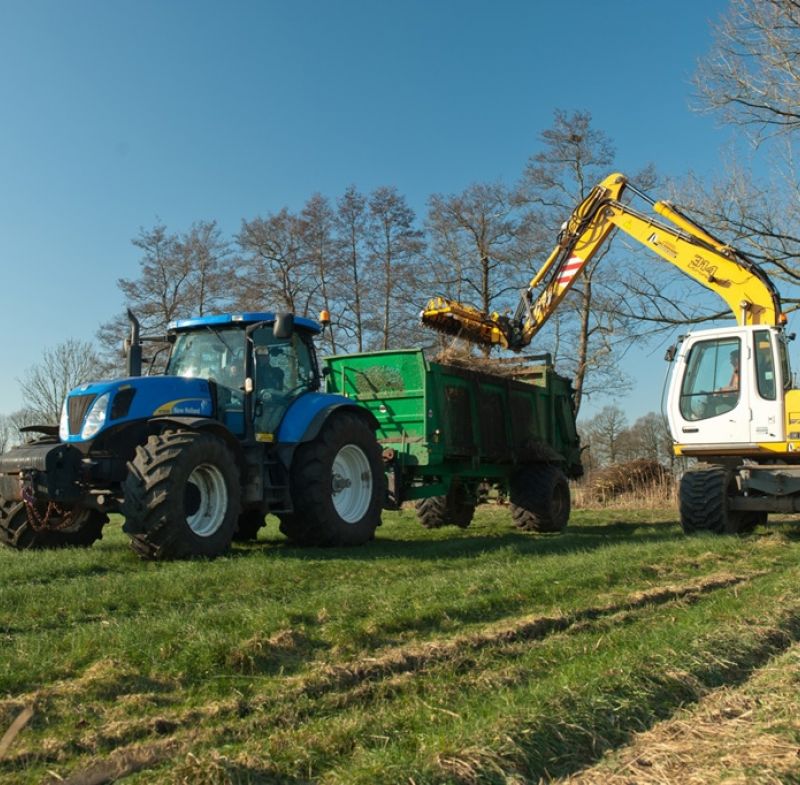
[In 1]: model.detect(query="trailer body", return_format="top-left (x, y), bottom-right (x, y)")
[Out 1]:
top-left (326, 349), bottom-right (582, 531)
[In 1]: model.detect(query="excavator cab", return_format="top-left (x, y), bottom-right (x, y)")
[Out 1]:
top-left (666, 325), bottom-right (792, 454)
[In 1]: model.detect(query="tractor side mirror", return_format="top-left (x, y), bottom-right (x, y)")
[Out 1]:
top-left (273, 312), bottom-right (295, 339)
top-left (664, 345), bottom-right (677, 362)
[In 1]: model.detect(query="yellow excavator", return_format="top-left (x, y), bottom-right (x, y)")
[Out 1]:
top-left (422, 173), bottom-right (800, 534)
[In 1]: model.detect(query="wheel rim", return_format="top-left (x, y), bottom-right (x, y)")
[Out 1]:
top-left (184, 463), bottom-right (229, 537)
top-left (331, 444), bottom-right (373, 524)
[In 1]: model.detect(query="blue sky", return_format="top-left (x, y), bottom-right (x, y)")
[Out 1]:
top-left (0, 0), bottom-right (738, 422)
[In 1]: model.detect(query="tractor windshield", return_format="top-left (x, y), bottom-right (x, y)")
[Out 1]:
top-left (167, 326), bottom-right (246, 392)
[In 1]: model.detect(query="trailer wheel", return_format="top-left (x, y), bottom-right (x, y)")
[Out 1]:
top-left (122, 430), bottom-right (241, 559)
top-left (679, 466), bottom-right (754, 535)
top-left (0, 497), bottom-right (106, 550)
top-left (285, 412), bottom-right (384, 546)
top-left (415, 480), bottom-right (476, 529)
top-left (510, 464), bottom-right (570, 533)
top-left (233, 509), bottom-right (265, 542)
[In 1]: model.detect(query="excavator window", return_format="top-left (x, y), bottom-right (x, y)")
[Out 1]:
top-left (754, 331), bottom-right (777, 401)
top-left (679, 337), bottom-right (741, 421)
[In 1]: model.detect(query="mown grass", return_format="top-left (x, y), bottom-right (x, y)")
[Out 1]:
top-left (0, 505), bottom-right (799, 784)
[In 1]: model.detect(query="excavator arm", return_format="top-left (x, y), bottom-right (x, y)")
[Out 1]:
top-left (422, 173), bottom-right (783, 351)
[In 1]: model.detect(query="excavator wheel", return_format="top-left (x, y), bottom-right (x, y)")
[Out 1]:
top-left (679, 465), bottom-right (756, 535)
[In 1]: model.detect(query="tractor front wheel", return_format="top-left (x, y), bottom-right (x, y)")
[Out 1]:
top-left (122, 430), bottom-right (241, 559)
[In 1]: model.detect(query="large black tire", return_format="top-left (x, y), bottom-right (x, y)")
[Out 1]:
top-left (281, 412), bottom-right (384, 547)
top-left (277, 513), bottom-right (303, 542)
top-left (415, 480), bottom-right (476, 529)
top-left (122, 430), bottom-right (241, 560)
top-left (233, 509), bottom-right (266, 542)
top-left (509, 464), bottom-right (571, 533)
top-left (0, 497), bottom-right (106, 550)
top-left (679, 466), bottom-right (756, 535)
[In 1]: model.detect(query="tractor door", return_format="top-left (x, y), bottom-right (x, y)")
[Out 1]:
top-left (251, 327), bottom-right (317, 440)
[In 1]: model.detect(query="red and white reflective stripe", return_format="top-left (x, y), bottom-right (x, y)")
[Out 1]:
top-left (557, 255), bottom-right (583, 286)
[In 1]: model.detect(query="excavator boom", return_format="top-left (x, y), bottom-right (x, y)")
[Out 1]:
top-left (421, 173), bottom-right (783, 350)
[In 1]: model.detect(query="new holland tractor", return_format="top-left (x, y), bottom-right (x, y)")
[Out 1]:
top-left (0, 311), bottom-right (385, 558)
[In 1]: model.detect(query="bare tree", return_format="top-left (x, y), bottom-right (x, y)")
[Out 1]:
top-left (300, 193), bottom-right (340, 353)
top-left (695, 0), bottom-right (800, 140)
top-left (365, 187), bottom-right (425, 350)
top-left (18, 339), bottom-right (102, 424)
top-left (0, 415), bottom-right (16, 453)
top-left (335, 185), bottom-right (369, 352)
top-left (517, 110), bottom-right (653, 414)
top-left (580, 405), bottom-right (629, 467)
top-left (6, 409), bottom-right (41, 445)
top-left (622, 412), bottom-right (674, 466)
top-left (691, 2), bottom-right (800, 314)
top-left (98, 220), bottom-right (234, 373)
top-left (427, 181), bottom-right (531, 355)
top-left (180, 220), bottom-right (235, 317)
top-left (236, 208), bottom-right (316, 315)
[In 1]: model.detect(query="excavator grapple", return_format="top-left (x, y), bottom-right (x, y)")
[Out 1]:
top-left (421, 297), bottom-right (515, 348)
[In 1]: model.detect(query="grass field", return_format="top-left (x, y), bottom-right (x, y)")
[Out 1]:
top-left (0, 506), bottom-right (799, 784)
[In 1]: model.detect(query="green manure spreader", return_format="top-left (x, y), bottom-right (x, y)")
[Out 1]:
top-left (325, 349), bottom-right (583, 533)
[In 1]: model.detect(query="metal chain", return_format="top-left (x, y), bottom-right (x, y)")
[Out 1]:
top-left (21, 486), bottom-right (76, 532)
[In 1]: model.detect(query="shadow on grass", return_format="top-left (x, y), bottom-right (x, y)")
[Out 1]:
top-left (240, 518), bottom-right (684, 564)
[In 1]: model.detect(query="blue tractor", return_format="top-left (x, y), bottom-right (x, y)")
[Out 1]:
top-left (0, 311), bottom-right (385, 559)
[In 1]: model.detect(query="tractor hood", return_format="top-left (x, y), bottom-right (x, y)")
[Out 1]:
top-left (59, 376), bottom-right (213, 443)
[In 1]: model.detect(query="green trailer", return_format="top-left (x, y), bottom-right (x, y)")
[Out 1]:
top-left (325, 349), bottom-right (583, 533)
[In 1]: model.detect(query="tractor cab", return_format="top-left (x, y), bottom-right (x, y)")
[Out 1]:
top-left (164, 312), bottom-right (322, 441)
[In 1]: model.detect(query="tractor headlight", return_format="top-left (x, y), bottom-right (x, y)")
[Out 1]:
top-left (59, 401), bottom-right (69, 441)
top-left (80, 393), bottom-right (110, 440)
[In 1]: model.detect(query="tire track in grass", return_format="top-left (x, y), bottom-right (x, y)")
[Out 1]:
top-left (5, 571), bottom-right (757, 783)
top-left (556, 642), bottom-right (800, 785)
top-left (434, 602), bottom-right (800, 785)
top-left (290, 571), bottom-right (755, 698)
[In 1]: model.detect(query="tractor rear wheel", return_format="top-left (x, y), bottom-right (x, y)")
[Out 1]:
top-left (415, 480), bottom-right (476, 529)
top-left (281, 412), bottom-right (384, 547)
top-left (0, 497), bottom-right (106, 550)
top-left (122, 430), bottom-right (241, 559)
top-left (509, 464), bottom-right (570, 533)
